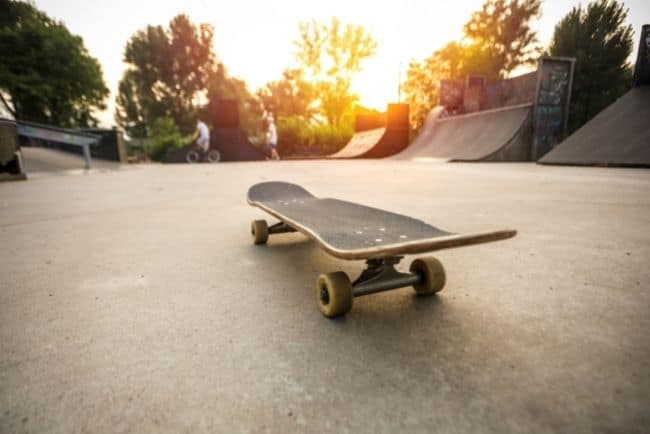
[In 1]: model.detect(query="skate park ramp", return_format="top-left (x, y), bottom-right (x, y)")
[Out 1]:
top-left (393, 103), bottom-right (533, 162)
top-left (391, 106), bottom-right (445, 160)
top-left (538, 86), bottom-right (650, 167)
top-left (211, 99), bottom-right (266, 161)
top-left (1, 119), bottom-right (123, 174)
top-left (327, 126), bottom-right (409, 159)
top-left (328, 128), bottom-right (386, 158)
top-left (212, 127), bottom-right (266, 161)
top-left (328, 103), bottom-right (410, 159)
top-left (21, 147), bottom-right (121, 173)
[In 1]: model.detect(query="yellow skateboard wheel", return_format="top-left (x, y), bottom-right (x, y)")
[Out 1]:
top-left (316, 272), bottom-right (353, 318)
top-left (251, 220), bottom-right (268, 244)
top-left (410, 257), bottom-right (446, 295)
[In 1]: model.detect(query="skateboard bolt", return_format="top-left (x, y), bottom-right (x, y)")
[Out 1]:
top-left (319, 286), bottom-right (330, 305)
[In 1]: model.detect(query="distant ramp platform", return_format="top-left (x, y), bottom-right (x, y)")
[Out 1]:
top-left (21, 147), bottom-right (120, 173)
top-left (328, 128), bottom-right (386, 159)
top-left (539, 87), bottom-right (650, 167)
top-left (327, 103), bottom-right (410, 159)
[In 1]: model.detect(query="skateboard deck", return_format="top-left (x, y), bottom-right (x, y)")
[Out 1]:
top-left (247, 181), bottom-right (516, 260)
top-left (247, 181), bottom-right (517, 318)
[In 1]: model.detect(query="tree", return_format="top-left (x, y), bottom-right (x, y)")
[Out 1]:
top-left (256, 68), bottom-right (316, 120)
top-left (204, 63), bottom-right (263, 140)
top-left (294, 17), bottom-right (377, 126)
top-left (402, 42), bottom-right (475, 128)
top-left (146, 116), bottom-right (185, 161)
top-left (116, 15), bottom-right (216, 137)
top-left (0, 0), bottom-right (108, 126)
top-left (403, 0), bottom-right (542, 127)
top-left (464, 0), bottom-right (542, 78)
top-left (115, 70), bottom-right (148, 138)
top-left (549, 0), bottom-right (633, 133)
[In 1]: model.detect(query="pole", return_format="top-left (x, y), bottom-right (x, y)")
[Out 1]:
top-left (82, 143), bottom-right (91, 170)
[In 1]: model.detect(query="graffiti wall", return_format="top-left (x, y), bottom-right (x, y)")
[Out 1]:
top-left (532, 57), bottom-right (575, 159)
top-left (439, 79), bottom-right (464, 111)
top-left (441, 72), bottom-right (538, 113)
top-left (484, 72), bottom-right (538, 110)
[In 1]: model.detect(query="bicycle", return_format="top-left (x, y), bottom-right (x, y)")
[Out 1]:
top-left (185, 145), bottom-right (221, 163)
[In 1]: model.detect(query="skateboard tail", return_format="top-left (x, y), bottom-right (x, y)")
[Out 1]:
top-left (321, 229), bottom-right (518, 260)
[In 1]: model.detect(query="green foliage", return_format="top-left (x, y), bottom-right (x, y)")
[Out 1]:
top-left (0, 0), bottom-right (108, 126)
top-left (116, 15), bottom-right (216, 137)
top-left (317, 78), bottom-right (359, 129)
top-left (117, 14), bottom-right (261, 140)
top-left (294, 17), bottom-right (377, 126)
top-left (276, 115), bottom-right (353, 156)
top-left (402, 43), bottom-right (461, 128)
top-left (116, 70), bottom-right (147, 138)
top-left (306, 121), bottom-right (354, 155)
top-left (146, 116), bottom-right (185, 161)
top-left (464, 0), bottom-right (542, 77)
top-left (549, 0), bottom-right (633, 133)
top-left (257, 68), bottom-right (316, 120)
top-left (296, 17), bottom-right (377, 79)
top-left (275, 116), bottom-right (309, 155)
top-left (403, 0), bottom-right (541, 128)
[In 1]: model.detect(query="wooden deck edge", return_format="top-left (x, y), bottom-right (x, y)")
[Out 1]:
top-left (248, 198), bottom-right (517, 260)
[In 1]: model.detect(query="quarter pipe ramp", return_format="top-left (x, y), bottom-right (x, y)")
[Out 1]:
top-left (212, 128), bottom-right (267, 161)
top-left (393, 103), bottom-right (533, 162)
top-left (328, 128), bottom-right (386, 158)
top-left (328, 103), bottom-right (410, 159)
top-left (391, 106), bottom-right (445, 160)
top-left (538, 86), bottom-right (650, 167)
top-left (326, 126), bottom-right (410, 159)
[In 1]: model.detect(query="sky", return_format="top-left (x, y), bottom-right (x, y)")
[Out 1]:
top-left (34, 0), bottom-right (650, 127)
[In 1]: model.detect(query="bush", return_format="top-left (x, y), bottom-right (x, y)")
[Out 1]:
top-left (276, 116), bottom-right (353, 157)
top-left (146, 117), bottom-right (186, 161)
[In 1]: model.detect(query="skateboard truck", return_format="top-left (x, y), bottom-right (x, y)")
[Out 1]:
top-left (267, 222), bottom-right (297, 235)
top-left (251, 220), bottom-right (295, 244)
top-left (252, 218), bottom-right (447, 318)
top-left (314, 254), bottom-right (444, 318)
top-left (351, 257), bottom-right (423, 297)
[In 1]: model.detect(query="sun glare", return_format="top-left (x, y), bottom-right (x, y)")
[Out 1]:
top-left (202, 0), bottom-right (480, 111)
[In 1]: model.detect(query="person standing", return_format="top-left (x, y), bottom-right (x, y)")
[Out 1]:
top-left (266, 114), bottom-right (280, 160)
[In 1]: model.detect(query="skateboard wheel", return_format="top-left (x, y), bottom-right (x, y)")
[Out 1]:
top-left (251, 220), bottom-right (268, 244)
top-left (316, 272), bottom-right (353, 318)
top-left (410, 257), bottom-right (446, 295)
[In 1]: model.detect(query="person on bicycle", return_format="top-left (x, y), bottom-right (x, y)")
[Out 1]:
top-left (195, 114), bottom-right (210, 154)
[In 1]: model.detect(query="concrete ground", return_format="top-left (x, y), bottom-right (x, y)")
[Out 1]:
top-left (1, 161), bottom-right (648, 433)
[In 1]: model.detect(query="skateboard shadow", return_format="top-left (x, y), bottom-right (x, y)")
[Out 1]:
top-left (246, 232), bottom-right (452, 324)
top-left (244, 233), bottom-right (522, 412)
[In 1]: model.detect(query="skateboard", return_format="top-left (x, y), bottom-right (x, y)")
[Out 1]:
top-left (247, 181), bottom-right (516, 318)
